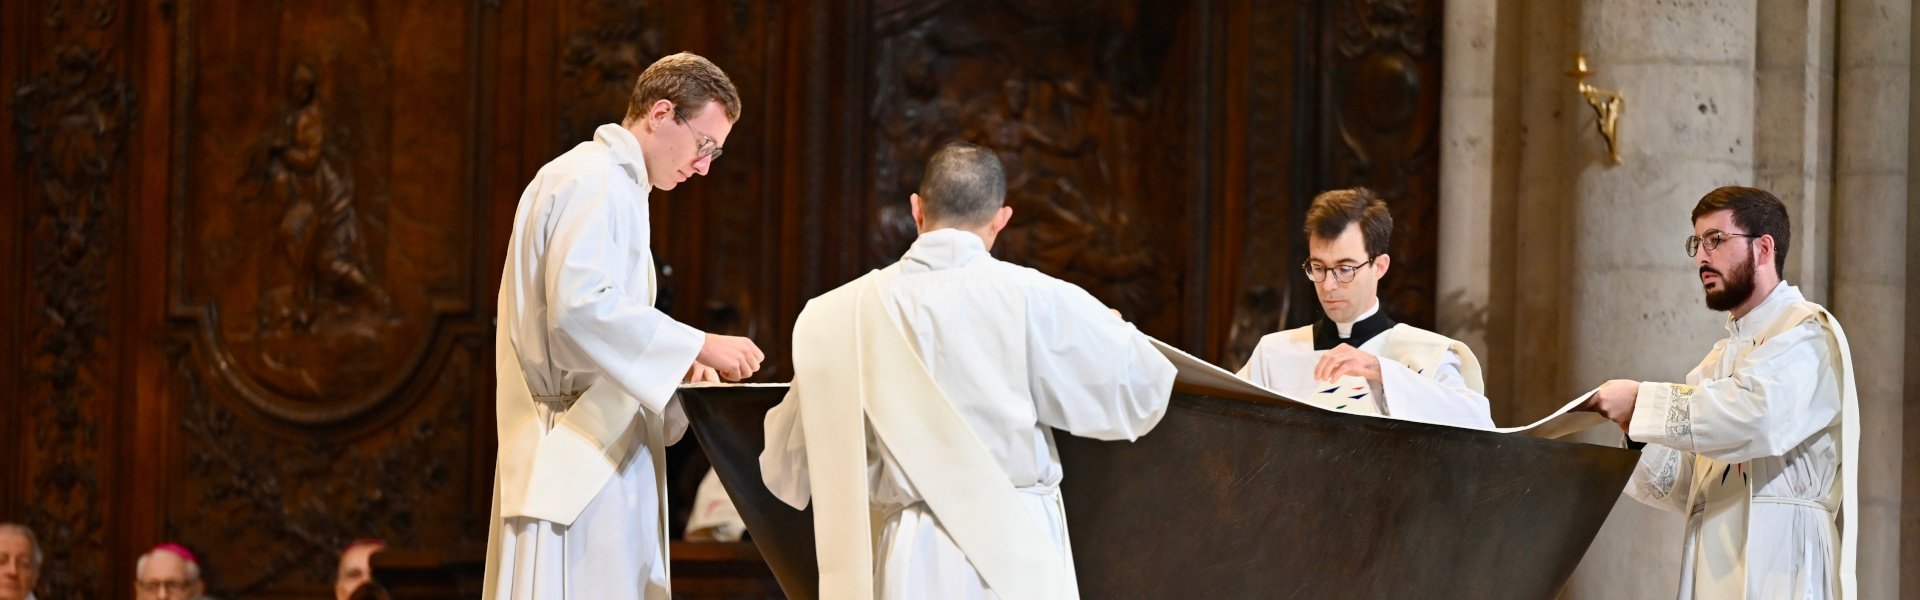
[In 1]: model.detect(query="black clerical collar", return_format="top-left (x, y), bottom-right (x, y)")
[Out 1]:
top-left (1312, 307), bottom-right (1397, 351)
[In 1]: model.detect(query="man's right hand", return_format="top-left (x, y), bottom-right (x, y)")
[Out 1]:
top-left (684, 361), bottom-right (721, 384)
top-left (697, 333), bottom-right (765, 381)
top-left (1581, 379), bottom-right (1642, 430)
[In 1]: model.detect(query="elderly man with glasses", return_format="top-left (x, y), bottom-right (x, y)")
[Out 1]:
top-left (1579, 186), bottom-right (1859, 599)
top-left (133, 544), bottom-right (205, 600)
top-left (1234, 187), bottom-right (1494, 429)
top-left (0, 524), bottom-right (40, 600)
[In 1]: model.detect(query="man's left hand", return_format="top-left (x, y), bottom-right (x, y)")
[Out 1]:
top-left (1583, 379), bottom-right (1641, 429)
top-left (1314, 344), bottom-right (1382, 386)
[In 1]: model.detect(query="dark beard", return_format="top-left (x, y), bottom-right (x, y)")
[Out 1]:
top-left (1703, 256), bottom-right (1756, 311)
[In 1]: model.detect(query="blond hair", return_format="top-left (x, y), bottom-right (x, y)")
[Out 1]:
top-left (624, 52), bottom-right (741, 124)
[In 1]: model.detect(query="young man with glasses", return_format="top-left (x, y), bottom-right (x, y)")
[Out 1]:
top-left (1579, 186), bottom-right (1858, 599)
top-left (1235, 188), bottom-right (1494, 428)
top-left (484, 52), bottom-right (765, 600)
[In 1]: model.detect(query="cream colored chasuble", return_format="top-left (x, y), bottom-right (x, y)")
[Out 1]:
top-left (762, 228), bottom-right (1175, 599)
top-left (1624, 283), bottom-right (1859, 599)
top-left (1237, 311), bottom-right (1495, 429)
top-left (787, 274), bottom-right (1070, 600)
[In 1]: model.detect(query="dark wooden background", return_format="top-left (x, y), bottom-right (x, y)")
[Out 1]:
top-left (0, 0), bottom-right (1442, 596)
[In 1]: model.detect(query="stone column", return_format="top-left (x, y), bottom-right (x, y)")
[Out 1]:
top-left (1907, 4), bottom-right (1920, 594)
top-left (1501, 0), bottom-right (1581, 424)
top-left (1753, 0), bottom-right (1835, 304)
top-left (1832, 0), bottom-right (1910, 596)
top-left (1437, 0), bottom-right (1499, 416)
top-left (1561, 1), bottom-right (1758, 598)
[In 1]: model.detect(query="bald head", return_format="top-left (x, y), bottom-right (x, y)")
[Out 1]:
top-left (916, 143), bottom-right (1007, 229)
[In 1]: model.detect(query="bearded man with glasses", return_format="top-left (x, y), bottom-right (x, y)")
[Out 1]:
top-left (1234, 188), bottom-right (1494, 429)
top-left (484, 52), bottom-right (766, 600)
top-left (1579, 186), bottom-right (1859, 599)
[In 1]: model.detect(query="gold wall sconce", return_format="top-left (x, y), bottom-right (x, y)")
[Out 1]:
top-left (1567, 53), bottom-right (1623, 165)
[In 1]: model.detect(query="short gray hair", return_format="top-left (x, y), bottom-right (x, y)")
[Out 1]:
top-left (917, 142), bottom-right (1007, 228)
top-left (135, 548), bottom-right (202, 582)
top-left (0, 523), bottom-right (40, 567)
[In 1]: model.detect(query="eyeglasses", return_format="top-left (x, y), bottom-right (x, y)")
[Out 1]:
top-left (671, 107), bottom-right (724, 160)
top-left (1685, 230), bottom-right (1760, 257)
top-left (136, 579), bottom-right (197, 594)
top-left (1302, 257), bottom-right (1378, 283)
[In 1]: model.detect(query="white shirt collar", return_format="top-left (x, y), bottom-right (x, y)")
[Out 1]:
top-left (1728, 281), bottom-right (1801, 337)
top-left (1335, 299), bottom-right (1381, 338)
top-left (593, 123), bottom-right (649, 187)
top-left (901, 228), bottom-right (990, 273)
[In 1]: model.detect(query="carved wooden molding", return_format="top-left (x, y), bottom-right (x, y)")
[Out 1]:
top-left (165, 1), bottom-right (484, 428)
top-left (864, 0), bottom-right (1191, 332)
top-left (1320, 0), bottom-right (1442, 329)
top-left (164, 335), bottom-right (478, 595)
top-left (557, 0), bottom-right (664, 150)
top-left (1224, 1), bottom-right (1309, 368)
top-left (9, 0), bottom-right (136, 596)
top-left (151, 1), bottom-right (493, 593)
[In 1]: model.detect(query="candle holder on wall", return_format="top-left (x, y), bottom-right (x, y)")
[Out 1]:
top-left (1567, 53), bottom-right (1623, 165)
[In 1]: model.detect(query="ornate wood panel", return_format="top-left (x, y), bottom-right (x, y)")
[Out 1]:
top-left (1220, 0), bottom-right (1316, 368)
top-left (1306, 0), bottom-right (1444, 332)
top-left (862, 0), bottom-right (1204, 340)
top-left (157, 0), bottom-right (495, 594)
top-left (6, 0), bottom-right (139, 597)
top-left (1222, 0), bottom-right (1444, 367)
top-left (1, 0), bottom-right (1443, 597)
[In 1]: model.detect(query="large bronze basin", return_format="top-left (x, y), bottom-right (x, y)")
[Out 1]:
top-left (680, 384), bottom-right (1634, 599)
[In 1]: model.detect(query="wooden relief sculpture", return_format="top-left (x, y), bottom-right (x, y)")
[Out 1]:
top-left (248, 63), bottom-right (400, 403)
top-left (162, 1), bottom-right (489, 592)
top-left (865, 0), bottom-right (1194, 334)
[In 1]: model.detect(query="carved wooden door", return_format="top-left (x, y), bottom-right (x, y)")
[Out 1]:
top-left (0, 0), bottom-right (1441, 596)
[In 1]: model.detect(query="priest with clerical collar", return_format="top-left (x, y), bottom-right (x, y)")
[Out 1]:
top-left (1235, 187), bottom-right (1495, 429)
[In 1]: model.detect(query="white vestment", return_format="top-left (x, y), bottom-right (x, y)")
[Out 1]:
top-left (1624, 282), bottom-right (1858, 600)
top-left (684, 469), bottom-right (746, 542)
top-left (1235, 303), bottom-right (1495, 429)
top-left (483, 123), bottom-right (705, 600)
top-left (761, 228), bottom-right (1177, 599)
